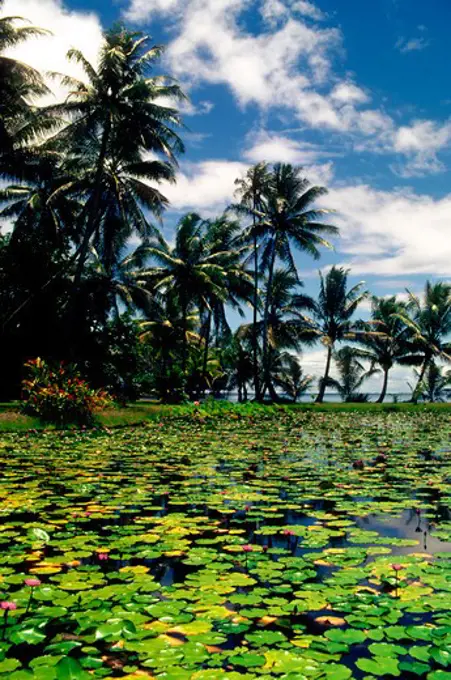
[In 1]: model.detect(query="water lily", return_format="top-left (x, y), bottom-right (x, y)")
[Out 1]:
top-left (1, 602), bottom-right (16, 639)
top-left (24, 579), bottom-right (41, 613)
top-left (391, 563), bottom-right (405, 597)
top-left (0, 602), bottom-right (16, 611)
top-left (98, 553), bottom-right (109, 561)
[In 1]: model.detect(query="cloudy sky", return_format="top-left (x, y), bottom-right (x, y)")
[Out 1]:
top-left (6, 0), bottom-right (451, 394)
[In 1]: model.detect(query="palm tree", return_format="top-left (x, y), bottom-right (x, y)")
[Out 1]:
top-left (327, 346), bottom-right (377, 402)
top-left (256, 164), bottom-right (338, 398)
top-left (399, 282), bottom-right (451, 398)
top-left (87, 242), bottom-right (158, 318)
top-left (223, 335), bottom-right (254, 403)
top-left (412, 361), bottom-right (451, 403)
top-left (46, 24), bottom-right (185, 282)
top-left (299, 266), bottom-right (368, 403)
top-left (0, 153), bottom-right (80, 247)
top-left (143, 213), bottom-right (235, 372)
top-left (233, 162), bottom-right (270, 399)
top-left (355, 296), bottom-right (420, 403)
top-left (272, 352), bottom-right (313, 402)
top-left (238, 268), bottom-right (315, 400)
top-left (0, 3), bottom-right (50, 156)
top-left (200, 215), bottom-right (253, 385)
top-left (51, 133), bottom-right (174, 274)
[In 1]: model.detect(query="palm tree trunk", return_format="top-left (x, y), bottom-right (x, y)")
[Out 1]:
top-left (181, 299), bottom-right (188, 374)
top-left (412, 355), bottom-right (430, 403)
top-left (252, 228), bottom-right (261, 400)
top-left (74, 116), bottom-right (112, 287)
top-left (316, 345), bottom-right (332, 403)
top-left (261, 239), bottom-right (277, 400)
top-left (377, 367), bottom-right (389, 403)
top-left (202, 311), bottom-right (212, 394)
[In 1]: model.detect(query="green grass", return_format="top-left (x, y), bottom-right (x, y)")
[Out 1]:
top-left (1, 398), bottom-right (451, 432)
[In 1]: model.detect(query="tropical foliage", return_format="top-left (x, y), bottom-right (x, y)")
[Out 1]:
top-left (2, 5), bottom-right (451, 407)
top-left (21, 357), bottom-right (111, 424)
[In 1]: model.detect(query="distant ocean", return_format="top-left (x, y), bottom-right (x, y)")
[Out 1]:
top-left (224, 392), bottom-right (445, 403)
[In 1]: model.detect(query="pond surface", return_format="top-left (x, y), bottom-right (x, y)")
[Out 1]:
top-left (1, 410), bottom-right (451, 679)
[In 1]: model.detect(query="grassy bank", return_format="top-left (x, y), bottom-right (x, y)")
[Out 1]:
top-left (0, 398), bottom-right (451, 432)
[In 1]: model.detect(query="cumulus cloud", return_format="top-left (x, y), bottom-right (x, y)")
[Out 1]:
top-left (324, 184), bottom-right (451, 277)
top-left (123, 0), bottom-right (451, 175)
top-left (3, 0), bottom-right (104, 104)
top-left (161, 160), bottom-right (248, 214)
top-left (243, 131), bottom-right (335, 184)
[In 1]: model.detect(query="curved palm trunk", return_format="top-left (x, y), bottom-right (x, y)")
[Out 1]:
top-left (377, 367), bottom-right (389, 403)
top-left (261, 239), bottom-right (277, 400)
top-left (412, 354), bottom-right (430, 403)
top-left (316, 345), bottom-right (332, 403)
top-left (252, 229), bottom-right (261, 400)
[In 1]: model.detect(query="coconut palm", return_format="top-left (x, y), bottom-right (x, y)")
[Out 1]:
top-left (355, 296), bottom-right (421, 403)
top-left (414, 362), bottom-right (451, 403)
top-left (272, 352), bottom-right (313, 402)
top-left (46, 25), bottom-right (185, 282)
top-left (257, 164), bottom-right (338, 398)
top-left (0, 3), bottom-right (50, 156)
top-left (399, 282), bottom-right (451, 398)
top-left (326, 346), bottom-right (378, 402)
top-left (200, 215), bottom-right (253, 383)
top-left (299, 266), bottom-right (368, 403)
top-left (51, 134), bottom-right (174, 274)
top-left (238, 268), bottom-right (315, 400)
top-left (142, 213), bottom-right (238, 371)
top-left (0, 152), bottom-right (81, 246)
top-left (223, 335), bottom-right (254, 403)
top-left (233, 162), bottom-right (270, 399)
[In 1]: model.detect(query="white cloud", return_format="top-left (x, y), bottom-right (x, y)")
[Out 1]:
top-left (292, 1), bottom-right (326, 20)
top-left (162, 160), bottom-right (248, 214)
top-left (324, 184), bottom-right (451, 277)
top-left (330, 82), bottom-right (369, 105)
top-left (122, 0), bottom-right (451, 175)
top-left (3, 0), bottom-right (104, 104)
top-left (125, 0), bottom-right (182, 22)
top-left (395, 36), bottom-right (430, 53)
top-left (392, 119), bottom-right (451, 176)
top-left (243, 131), bottom-right (335, 184)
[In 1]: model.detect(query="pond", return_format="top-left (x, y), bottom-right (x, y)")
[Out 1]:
top-left (1, 409), bottom-right (451, 679)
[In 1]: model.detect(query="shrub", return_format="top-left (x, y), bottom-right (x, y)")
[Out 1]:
top-left (21, 358), bottom-right (111, 425)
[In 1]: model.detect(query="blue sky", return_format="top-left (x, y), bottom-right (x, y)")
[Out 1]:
top-left (7, 0), bottom-right (451, 392)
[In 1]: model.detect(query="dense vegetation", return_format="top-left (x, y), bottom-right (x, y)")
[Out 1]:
top-left (2, 4), bottom-right (451, 408)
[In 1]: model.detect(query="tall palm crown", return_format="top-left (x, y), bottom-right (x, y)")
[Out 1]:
top-left (301, 266), bottom-right (368, 402)
top-left (328, 346), bottom-right (376, 402)
top-left (356, 296), bottom-right (420, 403)
top-left (400, 282), bottom-right (451, 393)
top-left (258, 163), bottom-right (338, 398)
top-left (143, 213), bottom-right (244, 370)
top-left (0, 4), bottom-right (50, 156)
top-left (233, 162), bottom-right (271, 399)
top-left (46, 25), bottom-right (185, 279)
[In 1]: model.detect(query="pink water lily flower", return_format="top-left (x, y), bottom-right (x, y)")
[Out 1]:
top-left (24, 579), bottom-right (41, 588)
top-left (98, 553), bottom-right (109, 561)
top-left (242, 544), bottom-right (253, 552)
top-left (0, 602), bottom-right (16, 611)
top-left (391, 563), bottom-right (405, 572)
top-left (283, 530), bottom-right (295, 536)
